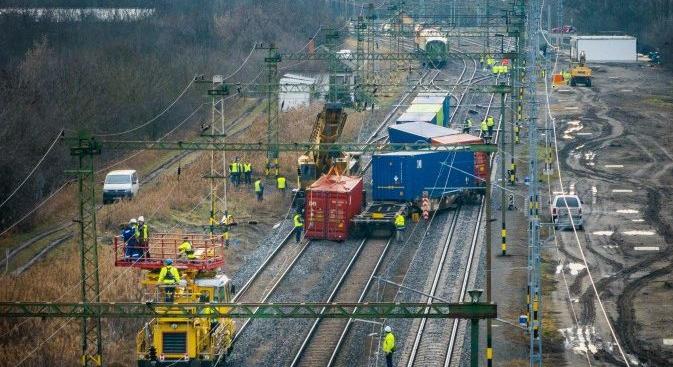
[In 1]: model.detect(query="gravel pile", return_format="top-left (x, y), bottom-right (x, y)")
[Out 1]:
top-left (226, 239), bottom-right (360, 366)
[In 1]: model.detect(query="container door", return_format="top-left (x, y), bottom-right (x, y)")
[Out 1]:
top-left (326, 193), bottom-right (348, 240)
top-left (305, 192), bottom-right (326, 238)
top-left (372, 156), bottom-right (407, 200)
top-left (474, 152), bottom-right (488, 185)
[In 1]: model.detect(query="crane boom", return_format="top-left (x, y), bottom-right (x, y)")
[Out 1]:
top-left (297, 102), bottom-right (348, 190)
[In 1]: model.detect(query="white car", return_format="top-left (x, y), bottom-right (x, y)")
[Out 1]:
top-left (103, 170), bottom-right (139, 204)
top-left (551, 194), bottom-right (583, 230)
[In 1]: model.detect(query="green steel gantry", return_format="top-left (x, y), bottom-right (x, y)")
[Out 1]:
top-left (0, 301), bottom-right (496, 320)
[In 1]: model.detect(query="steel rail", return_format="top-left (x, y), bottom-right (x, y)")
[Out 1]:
top-left (231, 238), bottom-right (312, 344)
top-left (405, 209), bottom-right (462, 366)
top-left (289, 237), bottom-right (393, 366)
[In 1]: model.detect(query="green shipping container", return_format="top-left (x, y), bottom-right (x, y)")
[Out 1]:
top-left (407, 103), bottom-right (444, 127)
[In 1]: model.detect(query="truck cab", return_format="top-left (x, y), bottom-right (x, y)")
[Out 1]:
top-left (103, 169), bottom-right (139, 204)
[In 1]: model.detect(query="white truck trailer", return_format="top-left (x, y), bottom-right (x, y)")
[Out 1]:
top-left (570, 35), bottom-right (637, 63)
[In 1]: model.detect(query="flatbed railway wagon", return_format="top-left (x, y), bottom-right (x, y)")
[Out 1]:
top-left (351, 149), bottom-right (485, 236)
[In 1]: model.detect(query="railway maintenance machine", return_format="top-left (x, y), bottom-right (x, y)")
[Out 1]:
top-left (114, 233), bottom-right (235, 366)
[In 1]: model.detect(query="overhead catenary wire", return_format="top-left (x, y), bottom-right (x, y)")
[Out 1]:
top-left (8, 22), bottom-right (329, 363)
top-left (543, 50), bottom-right (592, 365)
top-left (0, 128), bottom-right (63, 211)
top-left (93, 77), bottom-right (196, 137)
top-left (222, 42), bottom-right (258, 82)
top-left (5, 90), bottom-right (240, 346)
top-left (0, 182), bottom-right (69, 239)
top-left (10, 184), bottom-right (210, 366)
top-left (0, 99), bottom-right (215, 343)
top-left (541, 38), bottom-right (630, 366)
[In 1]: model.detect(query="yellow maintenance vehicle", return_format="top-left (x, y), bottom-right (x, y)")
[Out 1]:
top-left (570, 51), bottom-right (592, 87)
top-left (114, 233), bottom-right (235, 366)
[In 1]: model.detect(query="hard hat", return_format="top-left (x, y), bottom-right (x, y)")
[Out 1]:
top-left (129, 218), bottom-right (137, 224)
top-left (183, 236), bottom-right (189, 240)
top-left (138, 216), bottom-right (144, 222)
top-left (384, 326), bottom-right (392, 333)
top-left (164, 259), bottom-right (173, 265)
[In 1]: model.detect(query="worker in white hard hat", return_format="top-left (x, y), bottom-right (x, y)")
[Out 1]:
top-left (137, 216), bottom-right (149, 258)
top-left (123, 218), bottom-right (140, 258)
top-left (382, 325), bottom-right (396, 367)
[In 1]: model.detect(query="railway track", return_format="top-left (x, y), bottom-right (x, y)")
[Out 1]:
top-left (290, 237), bottom-right (392, 367)
top-left (326, 42), bottom-right (494, 366)
top-left (327, 40), bottom-right (507, 366)
top-left (227, 48), bottom-right (470, 366)
top-left (360, 56), bottom-right (473, 173)
top-left (404, 204), bottom-right (483, 367)
top-left (226, 67), bottom-right (432, 355)
top-left (230, 231), bottom-right (310, 342)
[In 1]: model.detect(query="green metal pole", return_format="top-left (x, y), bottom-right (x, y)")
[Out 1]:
top-left (73, 134), bottom-right (102, 366)
top-left (500, 88), bottom-right (507, 257)
top-left (471, 318), bottom-right (480, 367)
top-left (485, 157), bottom-right (493, 367)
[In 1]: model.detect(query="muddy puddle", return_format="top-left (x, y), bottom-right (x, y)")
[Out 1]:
top-left (556, 262), bottom-right (586, 276)
top-left (563, 120), bottom-right (584, 140)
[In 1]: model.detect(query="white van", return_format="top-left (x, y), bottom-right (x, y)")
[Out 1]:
top-left (551, 194), bottom-right (583, 230)
top-left (103, 170), bottom-right (139, 204)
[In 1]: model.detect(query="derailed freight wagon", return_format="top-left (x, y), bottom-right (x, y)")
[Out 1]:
top-left (407, 103), bottom-right (447, 127)
top-left (396, 111), bottom-right (439, 125)
top-left (387, 122), bottom-right (459, 143)
top-left (411, 94), bottom-right (450, 125)
top-left (351, 149), bottom-right (485, 236)
top-left (431, 133), bottom-right (488, 184)
top-left (304, 174), bottom-right (363, 241)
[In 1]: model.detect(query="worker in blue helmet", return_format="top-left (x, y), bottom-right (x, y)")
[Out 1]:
top-left (158, 259), bottom-right (181, 302)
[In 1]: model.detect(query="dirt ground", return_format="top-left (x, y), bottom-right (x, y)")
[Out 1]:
top-left (545, 59), bottom-right (673, 366)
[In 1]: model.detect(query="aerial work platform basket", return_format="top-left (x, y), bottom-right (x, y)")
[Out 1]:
top-left (114, 233), bottom-right (225, 270)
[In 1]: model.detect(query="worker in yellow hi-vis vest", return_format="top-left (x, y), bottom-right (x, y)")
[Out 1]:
top-left (480, 119), bottom-right (489, 142)
top-left (382, 325), bottom-right (396, 367)
top-left (487, 115), bottom-right (495, 136)
top-left (276, 175), bottom-right (286, 196)
top-left (254, 178), bottom-right (264, 201)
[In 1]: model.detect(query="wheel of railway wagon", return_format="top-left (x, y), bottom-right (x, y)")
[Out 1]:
top-left (350, 223), bottom-right (366, 238)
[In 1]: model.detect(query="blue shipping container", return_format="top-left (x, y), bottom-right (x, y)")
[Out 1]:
top-left (371, 150), bottom-right (476, 202)
top-left (388, 122), bottom-right (459, 144)
top-left (396, 111), bottom-right (437, 125)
